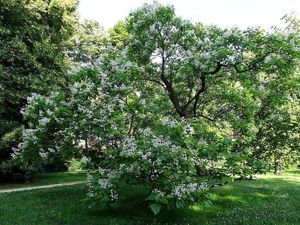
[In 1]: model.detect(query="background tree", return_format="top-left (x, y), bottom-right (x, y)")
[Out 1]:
top-left (107, 21), bottom-right (129, 48)
top-left (253, 16), bottom-right (300, 174)
top-left (67, 19), bottom-right (107, 66)
top-left (0, 0), bottom-right (78, 180)
top-left (255, 101), bottom-right (299, 175)
top-left (0, 0), bottom-right (78, 135)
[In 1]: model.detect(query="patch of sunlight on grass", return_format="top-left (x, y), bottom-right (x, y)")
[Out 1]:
top-left (208, 193), bottom-right (218, 201)
top-left (220, 184), bottom-right (234, 190)
top-left (190, 205), bottom-right (204, 212)
top-left (254, 192), bottom-right (268, 198)
top-left (257, 173), bottom-right (300, 181)
top-left (284, 177), bottom-right (300, 182)
top-left (222, 195), bottom-right (241, 202)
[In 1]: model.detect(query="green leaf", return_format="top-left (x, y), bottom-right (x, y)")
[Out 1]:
top-left (145, 194), bottom-right (156, 201)
top-left (150, 203), bottom-right (162, 215)
top-left (175, 200), bottom-right (184, 209)
top-left (203, 200), bottom-right (212, 208)
top-left (158, 196), bottom-right (168, 205)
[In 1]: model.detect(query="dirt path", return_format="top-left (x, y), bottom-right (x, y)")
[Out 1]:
top-left (0, 181), bottom-right (85, 194)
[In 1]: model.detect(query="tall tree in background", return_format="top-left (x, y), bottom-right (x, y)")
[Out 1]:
top-left (107, 21), bottom-right (129, 48)
top-left (67, 19), bottom-right (107, 66)
top-left (0, 0), bottom-right (78, 137)
top-left (253, 15), bottom-right (300, 174)
top-left (0, 0), bottom-right (78, 179)
top-left (67, 20), bottom-right (129, 67)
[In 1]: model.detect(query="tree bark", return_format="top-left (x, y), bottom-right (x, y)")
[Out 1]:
top-left (274, 154), bottom-right (281, 175)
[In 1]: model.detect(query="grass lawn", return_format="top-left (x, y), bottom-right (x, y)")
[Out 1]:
top-left (0, 172), bottom-right (86, 190)
top-left (0, 170), bottom-right (299, 225)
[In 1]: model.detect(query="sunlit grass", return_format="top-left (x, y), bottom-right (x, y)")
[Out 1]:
top-left (256, 169), bottom-right (300, 182)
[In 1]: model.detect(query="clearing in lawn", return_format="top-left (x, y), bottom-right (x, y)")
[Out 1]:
top-left (0, 170), bottom-right (299, 225)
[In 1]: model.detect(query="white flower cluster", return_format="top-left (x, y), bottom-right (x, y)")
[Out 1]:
top-left (113, 83), bottom-right (132, 91)
top-left (170, 144), bottom-right (180, 153)
top-left (192, 157), bottom-right (208, 165)
top-left (141, 151), bottom-right (152, 160)
top-left (172, 182), bottom-right (208, 199)
top-left (77, 104), bottom-right (93, 115)
top-left (151, 135), bottom-right (171, 148)
top-left (48, 148), bottom-right (55, 153)
top-left (125, 165), bottom-right (135, 173)
top-left (10, 147), bottom-right (21, 158)
top-left (183, 124), bottom-right (195, 135)
top-left (152, 189), bottom-right (164, 195)
top-left (38, 117), bottom-right (50, 126)
top-left (121, 137), bottom-right (137, 156)
top-left (69, 83), bottom-right (78, 95)
top-left (80, 156), bottom-right (90, 164)
top-left (22, 129), bottom-right (38, 143)
top-left (12, 128), bottom-right (40, 159)
top-left (161, 117), bottom-right (179, 127)
top-left (109, 190), bottom-right (118, 201)
top-left (98, 179), bottom-right (112, 189)
top-left (98, 166), bottom-right (107, 176)
top-left (97, 166), bottom-right (118, 189)
top-left (39, 148), bottom-right (48, 158)
top-left (222, 29), bottom-right (235, 38)
top-left (26, 93), bottom-right (41, 105)
top-left (87, 173), bottom-right (95, 197)
top-left (143, 128), bottom-right (152, 135)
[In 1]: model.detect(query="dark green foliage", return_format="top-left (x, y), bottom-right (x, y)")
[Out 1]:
top-left (0, 127), bottom-right (28, 182)
top-left (0, 0), bottom-right (78, 135)
top-left (0, 0), bottom-right (78, 179)
top-left (0, 127), bottom-right (23, 162)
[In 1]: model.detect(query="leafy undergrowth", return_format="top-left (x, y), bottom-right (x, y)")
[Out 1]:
top-left (0, 172), bottom-right (86, 190)
top-left (0, 170), bottom-right (299, 225)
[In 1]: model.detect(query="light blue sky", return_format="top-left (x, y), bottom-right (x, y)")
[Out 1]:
top-left (78, 0), bottom-right (299, 29)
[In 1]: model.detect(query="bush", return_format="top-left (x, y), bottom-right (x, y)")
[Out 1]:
top-left (0, 127), bottom-right (28, 182)
top-left (0, 126), bottom-right (73, 182)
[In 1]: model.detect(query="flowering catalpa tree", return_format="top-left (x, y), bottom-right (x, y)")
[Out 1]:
top-left (125, 3), bottom-right (299, 178)
top-left (16, 2), bottom-right (299, 215)
top-left (15, 49), bottom-right (136, 172)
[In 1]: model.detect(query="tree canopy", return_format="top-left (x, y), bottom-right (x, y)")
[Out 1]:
top-left (0, 0), bottom-right (78, 136)
top-left (0, 0), bottom-right (78, 179)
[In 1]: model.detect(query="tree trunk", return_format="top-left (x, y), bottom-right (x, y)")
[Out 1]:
top-left (274, 154), bottom-right (281, 175)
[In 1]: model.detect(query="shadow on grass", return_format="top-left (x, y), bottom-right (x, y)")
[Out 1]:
top-left (183, 178), bottom-right (293, 217)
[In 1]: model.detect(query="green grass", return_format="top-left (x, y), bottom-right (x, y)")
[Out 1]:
top-left (0, 172), bottom-right (86, 190)
top-left (0, 170), bottom-right (299, 225)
